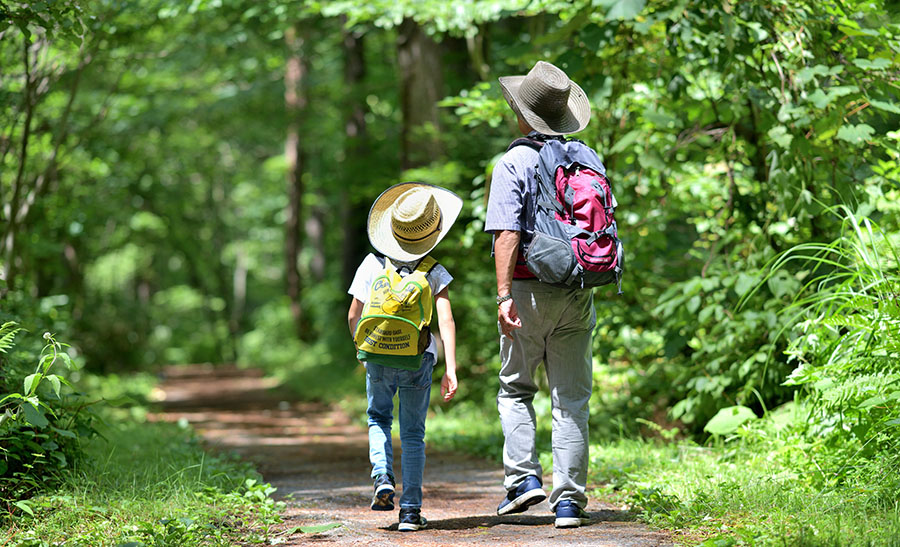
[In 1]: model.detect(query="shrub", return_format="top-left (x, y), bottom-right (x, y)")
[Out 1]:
top-left (0, 323), bottom-right (99, 514)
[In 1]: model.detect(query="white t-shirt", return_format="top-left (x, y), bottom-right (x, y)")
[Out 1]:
top-left (348, 253), bottom-right (453, 359)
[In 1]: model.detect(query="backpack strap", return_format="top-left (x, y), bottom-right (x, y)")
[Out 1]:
top-left (509, 135), bottom-right (569, 217)
top-left (507, 137), bottom-right (543, 152)
top-left (415, 256), bottom-right (437, 275)
top-left (585, 223), bottom-right (619, 246)
top-left (506, 134), bottom-right (566, 153)
top-left (382, 256), bottom-right (395, 272)
top-left (384, 255), bottom-right (436, 276)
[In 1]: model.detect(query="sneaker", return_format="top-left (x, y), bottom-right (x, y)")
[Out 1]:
top-left (370, 474), bottom-right (395, 511)
top-left (497, 475), bottom-right (547, 515)
top-left (555, 500), bottom-right (591, 528)
top-left (398, 507), bottom-right (428, 531)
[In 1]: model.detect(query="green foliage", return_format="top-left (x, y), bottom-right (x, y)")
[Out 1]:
top-left (768, 208), bottom-right (900, 455)
top-left (3, 421), bottom-right (285, 546)
top-left (436, 0), bottom-right (899, 436)
top-left (0, 325), bottom-right (98, 507)
top-left (704, 405), bottom-right (757, 436)
top-left (426, 400), bottom-right (507, 460)
top-left (588, 426), bottom-right (900, 546)
top-left (0, 0), bottom-right (86, 42)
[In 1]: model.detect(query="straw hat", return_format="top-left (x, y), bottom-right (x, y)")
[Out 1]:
top-left (367, 182), bottom-right (463, 262)
top-left (498, 61), bottom-right (591, 136)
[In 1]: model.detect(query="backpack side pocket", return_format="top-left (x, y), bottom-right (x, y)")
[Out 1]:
top-left (525, 231), bottom-right (576, 285)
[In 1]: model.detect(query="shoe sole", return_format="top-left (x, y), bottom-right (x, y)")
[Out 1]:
top-left (497, 488), bottom-right (547, 516)
top-left (555, 516), bottom-right (591, 528)
top-left (371, 486), bottom-right (395, 511)
top-left (398, 518), bottom-right (427, 532)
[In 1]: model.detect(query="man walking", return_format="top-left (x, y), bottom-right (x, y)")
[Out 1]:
top-left (485, 60), bottom-right (596, 528)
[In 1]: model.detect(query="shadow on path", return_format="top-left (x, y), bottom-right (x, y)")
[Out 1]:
top-left (154, 364), bottom-right (673, 547)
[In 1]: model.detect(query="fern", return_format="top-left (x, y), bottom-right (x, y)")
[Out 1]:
top-left (769, 208), bottom-right (900, 449)
top-left (0, 321), bottom-right (22, 354)
top-left (816, 372), bottom-right (900, 405)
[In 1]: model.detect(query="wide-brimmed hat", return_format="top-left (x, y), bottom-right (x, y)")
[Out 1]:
top-left (367, 182), bottom-right (463, 262)
top-left (498, 61), bottom-right (591, 135)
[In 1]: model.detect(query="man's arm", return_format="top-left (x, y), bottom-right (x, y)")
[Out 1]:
top-left (494, 230), bottom-right (523, 338)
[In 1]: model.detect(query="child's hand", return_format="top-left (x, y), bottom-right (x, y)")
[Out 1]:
top-left (440, 371), bottom-right (458, 402)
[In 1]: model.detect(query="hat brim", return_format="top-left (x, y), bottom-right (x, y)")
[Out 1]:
top-left (367, 182), bottom-right (463, 262)
top-left (498, 74), bottom-right (591, 136)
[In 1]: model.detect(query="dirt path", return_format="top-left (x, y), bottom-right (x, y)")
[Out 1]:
top-left (155, 364), bottom-right (673, 546)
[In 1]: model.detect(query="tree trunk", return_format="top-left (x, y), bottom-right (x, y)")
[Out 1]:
top-left (397, 18), bottom-right (444, 170)
top-left (284, 24), bottom-right (307, 339)
top-left (465, 25), bottom-right (490, 82)
top-left (208, 163), bottom-right (238, 362)
top-left (341, 25), bottom-right (370, 288)
top-left (305, 212), bottom-right (325, 281)
top-left (232, 246), bottom-right (248, 339)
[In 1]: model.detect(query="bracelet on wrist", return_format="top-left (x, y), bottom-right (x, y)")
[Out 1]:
top-left (496, 293), bottom-right (513, 305)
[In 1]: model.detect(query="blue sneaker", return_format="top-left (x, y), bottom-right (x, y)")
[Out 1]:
top-left (497, 475), bottom-right (547, 515)
top-left (555, 500), bottom-right (590, 528)
top-left (398, 508), bottom-right (427, 531)
top-left (371, 474), bottom-right (395, 511)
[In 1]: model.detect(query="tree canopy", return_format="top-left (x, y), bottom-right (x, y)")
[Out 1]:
top-left (2, 0), bottom-right (899, 447)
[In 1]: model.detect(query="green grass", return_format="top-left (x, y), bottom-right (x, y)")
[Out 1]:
top-left (426, 399), bottom-right (507, 460)
top-left (588, 434), bottom-right (900, 546)
top-left (2, 419), bottom-right (283, 546)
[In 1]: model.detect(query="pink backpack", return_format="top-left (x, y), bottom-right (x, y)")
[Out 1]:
top-left (510, 136), bottom-right (624, 293)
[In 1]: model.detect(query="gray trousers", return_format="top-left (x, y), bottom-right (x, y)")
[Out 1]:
top-left (497, 279), bottom-right (596, 510)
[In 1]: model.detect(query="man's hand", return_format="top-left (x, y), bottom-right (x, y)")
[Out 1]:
top-left (440, 370), bottom-right (458, 401)
top-left (493, 230), bottom-right (522, 339)
top-left (498, 298), bottom-right (522, 339)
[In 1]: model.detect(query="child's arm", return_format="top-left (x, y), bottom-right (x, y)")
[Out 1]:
top-left (434, 287), bottom-right (457, 402)
top-left (347, 298), bottom-right (364, 339)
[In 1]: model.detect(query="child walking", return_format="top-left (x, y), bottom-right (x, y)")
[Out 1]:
top-left (347, 182), bottom-right (461, 532)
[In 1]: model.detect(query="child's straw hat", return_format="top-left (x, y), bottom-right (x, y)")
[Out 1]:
top-left (367, 182), bottom-right (463, 262)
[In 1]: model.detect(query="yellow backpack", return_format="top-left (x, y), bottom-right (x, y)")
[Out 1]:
top-left (354, 256), bottom-right (437, 370)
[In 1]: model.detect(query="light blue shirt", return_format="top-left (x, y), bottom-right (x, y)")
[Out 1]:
top-left (484, 137), bottom-right (541, 253)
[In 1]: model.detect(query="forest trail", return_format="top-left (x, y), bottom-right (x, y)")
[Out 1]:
top-left (154, 364), bottom-right (673, 546)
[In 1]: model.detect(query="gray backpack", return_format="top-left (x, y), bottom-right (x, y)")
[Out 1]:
top-left (510, 136), bottom-right (624, 293)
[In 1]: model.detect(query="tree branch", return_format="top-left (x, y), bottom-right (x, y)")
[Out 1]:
top-left (6, 39), bottom-right (34, 235)
top-left (2, 38), bottom-right (35, 294)
top-left (15, 48), bottom-right (89, 227)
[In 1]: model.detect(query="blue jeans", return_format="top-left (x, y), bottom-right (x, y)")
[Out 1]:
top-left (365, 352), bottom-right (434, 509)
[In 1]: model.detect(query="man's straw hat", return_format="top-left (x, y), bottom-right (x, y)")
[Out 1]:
top-left (498, 61), bottom-right (591, 136)
top-left (367, 182), bottom-right (463, 262)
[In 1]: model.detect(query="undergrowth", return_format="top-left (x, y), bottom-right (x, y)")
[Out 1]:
top-left (2, 420), bottom-right (284, 546)
top-left (587, 418), bottom-right (900, 546)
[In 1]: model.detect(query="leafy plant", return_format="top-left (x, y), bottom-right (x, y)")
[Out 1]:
top-left (0, 323), bottom-right (98, 510)
top-left (764, 208), bottom-right (900, 454)
top-left (3, 421), bottom-right (287, 546)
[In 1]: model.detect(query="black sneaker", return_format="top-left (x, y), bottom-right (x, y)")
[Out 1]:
top-left (398, 507), bottom-right (427, 531)
top-left (370, 473), bottom-right (395, 511)
top-left (497, 475), bottom-right (547, 515)
top-left (555, 500), bottom-right (591, 528)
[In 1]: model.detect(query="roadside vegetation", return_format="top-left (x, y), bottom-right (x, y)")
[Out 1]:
top-left (0, 326), bottom-right (283, 546)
